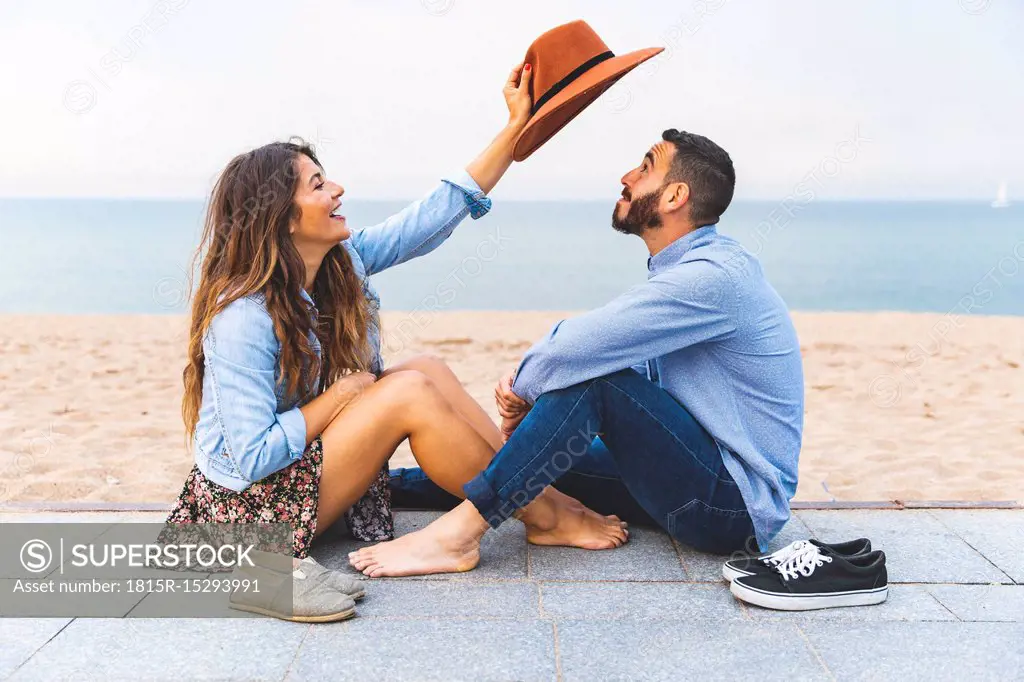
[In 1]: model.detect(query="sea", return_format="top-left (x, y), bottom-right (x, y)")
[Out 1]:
top-left (1, 198), bottom-right (1021, 316)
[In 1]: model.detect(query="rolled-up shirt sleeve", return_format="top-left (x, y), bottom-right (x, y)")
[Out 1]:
top-left (512, 262), bottom-right (738, 403)
top-left (348, 169), bottom-right (492, 276)
top-left (203, 298), bottom-right (307, 483)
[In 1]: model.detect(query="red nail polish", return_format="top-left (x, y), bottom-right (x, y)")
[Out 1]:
top-left (525, 64), bottom-right (531, 71)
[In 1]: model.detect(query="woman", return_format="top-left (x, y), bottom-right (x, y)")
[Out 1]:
top-left (166, 62), bottom-right (627, 603)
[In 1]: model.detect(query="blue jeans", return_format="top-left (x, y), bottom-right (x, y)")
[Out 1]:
top-left (391, 369), bottom-right (756, 554)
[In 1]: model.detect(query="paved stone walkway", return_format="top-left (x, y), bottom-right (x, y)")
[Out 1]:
top-left (1, 508), bottom-right (1022, 681)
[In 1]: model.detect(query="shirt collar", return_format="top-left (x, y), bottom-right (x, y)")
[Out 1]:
top-left (300, 288), bottom-right (317, 313)
top-left (647, 225), bottom-right (717, 277)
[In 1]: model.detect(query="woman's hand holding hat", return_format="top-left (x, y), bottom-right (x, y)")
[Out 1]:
top-left (503, 61), bottom-right (533, 133)
top-left (461, 61), bottom-right (534, 192)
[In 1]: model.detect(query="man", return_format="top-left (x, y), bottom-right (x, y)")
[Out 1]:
top-left (350, 129), bottom-right (804, 577)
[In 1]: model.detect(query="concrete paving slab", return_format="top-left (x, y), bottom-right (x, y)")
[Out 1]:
top-left (0, 618), bottom-right (70, 679)
top-left (804, 622), bottom-right (1024, 681)
top-left (529, 526), bottom-right (685, 581)
top-left (288, 619), bottom-right (556, 681)
top-left (557, 620), bottom-right (830, 681)
top-left (8, 617), bottom-right (309, 681)
top-left (929, 510), bottom-right (1024, 583)
top-left (126, 574), bottom-right (264, 618)
top-left (356, 581), bottom-right (539, 619)
top-left (0, 513), bottom-right (167, 524)
top-left (799, 510), bottom-right (1011, 583)
top-left (1, 578), bottom-right (148, 618)
top-left (0, 523), bottom-right (112, 579)
top-left (927, 584), bottom-right (1024, 622)
top-left (539, 582), bottom-right (746, 621)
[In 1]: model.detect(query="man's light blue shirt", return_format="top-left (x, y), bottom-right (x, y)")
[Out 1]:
top-left (192, 170), bottom-right (491, 491)
top-left (512, 225), bottom-right (805, 550)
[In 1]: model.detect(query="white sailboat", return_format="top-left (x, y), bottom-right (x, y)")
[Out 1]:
top-left (991, 181), bottom-right (1010, 208)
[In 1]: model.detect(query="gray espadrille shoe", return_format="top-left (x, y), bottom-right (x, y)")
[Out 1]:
top-left (228, 563), bottom-right (356, 623)
top-left (245, 550), bottom-right (366, 600)
top-left (298, 556), bottom-right (367, 600)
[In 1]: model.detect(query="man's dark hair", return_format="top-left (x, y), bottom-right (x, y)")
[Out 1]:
top-left (661, 129), bottom-right (735, 227)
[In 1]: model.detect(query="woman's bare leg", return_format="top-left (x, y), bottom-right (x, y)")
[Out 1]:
top-left (314, 370), bottom-right (494, 538)
top-left (382, 354), bottom-right (503, 451)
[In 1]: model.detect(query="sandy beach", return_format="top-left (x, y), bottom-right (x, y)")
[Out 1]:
top-left (1, 311), bottom-right (1021, 505)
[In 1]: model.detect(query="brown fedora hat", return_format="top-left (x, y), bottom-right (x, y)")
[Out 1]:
top-left (513, 20), bottom-right (663, 162)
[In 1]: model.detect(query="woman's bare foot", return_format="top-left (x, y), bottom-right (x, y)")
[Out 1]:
top-left (348, 501), bottom-right (488, 578)
top-left (349, 489), bottom-right (628, 577)
top-left (521, 489), bottom-right (629, 550)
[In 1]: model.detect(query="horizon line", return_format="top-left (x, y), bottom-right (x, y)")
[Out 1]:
top-left (0, 195), bottom-right (1010, 204)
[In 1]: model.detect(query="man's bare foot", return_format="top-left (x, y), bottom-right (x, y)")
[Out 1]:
top-left (521, 489), bottom-right (629, 550)
top-left (348, 501), bottom-right (488, 578)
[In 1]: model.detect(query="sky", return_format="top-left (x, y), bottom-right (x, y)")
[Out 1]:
top-left (0, 0), bottom-right (1021, 201)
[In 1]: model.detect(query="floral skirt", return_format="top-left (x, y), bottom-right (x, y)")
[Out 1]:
top-left (165, 437), bottom-right (394, 559)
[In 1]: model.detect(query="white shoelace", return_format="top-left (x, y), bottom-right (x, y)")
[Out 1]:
top-left (759, 540), bottom-right (810, 567)
top-left (775, 543), bottom-right (833, 581)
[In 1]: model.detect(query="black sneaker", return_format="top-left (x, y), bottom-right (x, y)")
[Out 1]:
top-left (721, 538), bottom-right (871, 582)
top-left (730, 544), bottom-right (888, 611)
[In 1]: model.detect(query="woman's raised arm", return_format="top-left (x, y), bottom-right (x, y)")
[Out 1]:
top-left (347, 62), bottom-right (532, 276)
top-left (465, 61), bottom-right (532, 193)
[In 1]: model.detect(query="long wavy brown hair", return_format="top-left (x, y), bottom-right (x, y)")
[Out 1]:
top-left (182, 140), bottom-right (372, 440)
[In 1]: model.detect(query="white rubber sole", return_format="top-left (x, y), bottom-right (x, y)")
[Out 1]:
top-left (730, 580), bottom-right (889, 611)
top-left (721, 563), bottom-right (755, 583)
top-left (229, 600), bottom-right (356, 623)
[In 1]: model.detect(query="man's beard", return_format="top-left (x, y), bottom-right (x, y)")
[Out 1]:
top-left (611, 188), bottom-right (663, 236)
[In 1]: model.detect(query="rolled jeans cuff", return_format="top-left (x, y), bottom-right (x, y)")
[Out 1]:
top-left (462, 473), bottom-right (507, 529)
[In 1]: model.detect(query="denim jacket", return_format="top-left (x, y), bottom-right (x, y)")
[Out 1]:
top-left (193, 170), bottom-right (491, 491)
